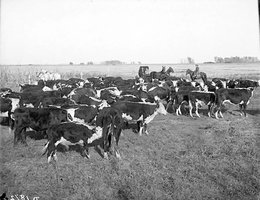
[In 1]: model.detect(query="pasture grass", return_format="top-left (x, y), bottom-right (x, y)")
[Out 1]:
top-left (1, 106), bottom-right (260, 199)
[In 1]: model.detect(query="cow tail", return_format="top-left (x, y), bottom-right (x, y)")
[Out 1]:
top-left (109, 115), bottom-right (115, 137)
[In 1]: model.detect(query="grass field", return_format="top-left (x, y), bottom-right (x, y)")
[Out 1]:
top-left (0, 64), bottom-right (260, 200)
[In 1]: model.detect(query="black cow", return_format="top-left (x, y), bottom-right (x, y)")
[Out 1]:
top-left (13, 107), bottom-right (68, 145)
top-left (215, 88), bottom-right (254, 119)
top-left (111, 101), bottom-right (167, 135)
top-left (234, 79), bottom-right (259, 88)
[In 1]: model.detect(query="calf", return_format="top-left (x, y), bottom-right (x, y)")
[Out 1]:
top-left (188, 91), bottom-right (216, 118)
top-left (42, 122), bottom-right (102, 163)
top-left (111, 101), bottom-right (167, 135)
top-left (96, 107), bottom-right (124, 159)
top-left (215, 88), bottom-right (254, 119)
top-left (13, 107), bottom-right (68, 145)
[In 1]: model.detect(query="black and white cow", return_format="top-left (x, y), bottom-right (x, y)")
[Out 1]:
top-left (215, 88), bottom-right (254, 119)
top-left (188, 91), bottom-right (216, 118)
top-left (0, 96), bottom-right (20, 129)
top-left (171, 86), bottom-right (200, 116)
top-left (42, 122), bottom-right (103, 162)
top-left (0, 97), bottom-right (12, 126)
top-left (13, 107), bottom-right (68, 145)
top-left (111, 100), bottom-right (167, 135)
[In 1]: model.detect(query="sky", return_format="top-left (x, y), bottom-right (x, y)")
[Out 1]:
top-left (0, 0), bottom-right (259, 64)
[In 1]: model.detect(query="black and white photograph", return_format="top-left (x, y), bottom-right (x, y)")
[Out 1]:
top-left (0, 0), bottom-right (259, 199)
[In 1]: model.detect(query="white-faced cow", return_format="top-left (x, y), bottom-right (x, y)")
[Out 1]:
top-left (111, 100), bottom-right (167, 135)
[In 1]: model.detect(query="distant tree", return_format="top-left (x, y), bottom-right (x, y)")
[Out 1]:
top-left (69, 62), bottom-right (73, 65)
top-left (187, 57), bottom-right (195, 64)
top-left (80, 62), bottom-right (85, 65)
top-left (214, 57), bottom-right (224, 63)
top-left (87, 61), bottom-right (94, 65)
top-left (103, 60), bottom-right (125, 65)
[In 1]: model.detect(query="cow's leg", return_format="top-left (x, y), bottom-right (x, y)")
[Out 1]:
top-left (13, 128), bottom-right (19, 146)
top-left (114, 129), bottom-right (121, 159)
top-left (83, 145), bottom-right (90, 159)
top-left (215, 106), bottom-right (220, 119)
top-left (207, 104), bottom-right (211, 117)
top-left (208, 103), bottom-right (215, 117)
top-left (243, 103), bottom-right (247, 117)
top-left (137, 121), bottom-right (144, 136)
top-left (21, 128), bottom-right (28, 146)
top-left (144, 123), bottom-right (149, 135)
top-left (195, 102), bottom-right (200, 118)
top-left (219, 110), bottom-right (223, 118)
top-left (79, 144), bottom-right (89, 158)
top-left (189, 101), bottom-right (194, 118)
top-left (176, 104), bottom-right (182, 116)
top-left (47, 140), bottom-right (56, 163)
top-left (239, 104), bottom-right (243, 116)
top-left (53, 151), bottom-right (57, 161)
top-left (176, 105), bottom-right (180, 116)
top-left (103, 126), bottom-right (110, 159)
top-left (8, 114), bottom-right (14, 134)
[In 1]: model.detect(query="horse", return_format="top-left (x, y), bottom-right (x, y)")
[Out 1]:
top-left (186, 68), bottom-right (207, 83)
top-left (150, 67), bottom-right (174, 81)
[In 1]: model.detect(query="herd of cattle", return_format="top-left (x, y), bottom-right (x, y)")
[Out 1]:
top-left (0, 68), bottom-right (259, 163)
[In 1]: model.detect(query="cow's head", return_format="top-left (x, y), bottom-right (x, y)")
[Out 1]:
top-left (156, 100), bottom-right (167, 115)
top-left (98, 100), bottom-right (110, 110)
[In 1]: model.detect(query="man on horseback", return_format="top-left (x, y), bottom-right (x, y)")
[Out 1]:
top-left (194, 64), bottom-right (200, 77)
top-left (161, 66), bottom-right (166, 74)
